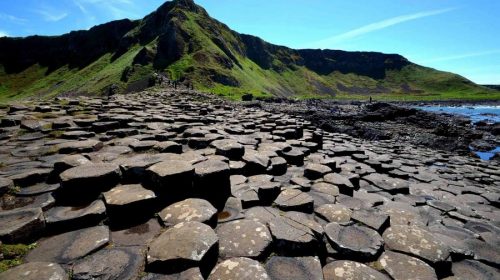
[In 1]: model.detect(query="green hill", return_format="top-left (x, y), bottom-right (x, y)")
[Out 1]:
top-left (0, 0), bottom-right (498, 101)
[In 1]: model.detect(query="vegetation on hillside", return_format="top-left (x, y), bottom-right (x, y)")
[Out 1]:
top-left (0, 0), bottom-right (498, 102)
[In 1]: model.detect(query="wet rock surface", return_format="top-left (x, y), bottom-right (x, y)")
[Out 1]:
top-left (0, 89), bottom-right (499, 278)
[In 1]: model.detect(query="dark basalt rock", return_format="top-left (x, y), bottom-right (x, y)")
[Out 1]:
top-left (0, 262), bottom-right (68, 280)
top-left (0, 207), bottom-right (45, 243)
top-left (265, 256), bottom-right (323, 280)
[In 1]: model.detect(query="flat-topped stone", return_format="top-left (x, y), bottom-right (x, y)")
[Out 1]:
top-left (45, 199), bottom-right (106, 231)
top-left (147, 221), bottom-right (219, 273)
top-left (315, 204), bottom-right (352, 223)
top-left (274, 188), bottom-right (314, 213)
top-left (325, 222), bottom-right (384, 261)
top-left (159, 198), bottom-right (217, 227)
top-left (383, 225), bottom-right (451, 266)
top-left (0, 262), bottom-right (68, 280)
top-left (58, 163), bottom-right (121, 203)
top-left (211, 139), bottom-right (244, 160)
top-left (216, 219), bottom-right (272, 260)
top-left (323, 260), bottom-right (390, 280)
top-left (265, 256), bottom-right (323, 280)
top-left (208, 257), bottom-right (270, 280)
top-left (25, 225), bottom-right (110, 264)
top-left (104, 184), bottom-right (156, 225)
top-left (56, 139), bottom-right (103, 154)
top-left (378, 250), bottom-right (438, 280)
top-left (0, 207), bottom-right (45, 243)
top-left (71, 246), bottom-right (144, 280)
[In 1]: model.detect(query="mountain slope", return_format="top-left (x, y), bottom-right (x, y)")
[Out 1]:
top-left (0, 0), bottom-right (498, 101)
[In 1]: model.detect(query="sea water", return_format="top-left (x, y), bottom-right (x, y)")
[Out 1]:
top-left (415, 105), bottom-right (500, 160)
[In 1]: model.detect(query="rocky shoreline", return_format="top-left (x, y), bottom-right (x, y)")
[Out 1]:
top-left (259, 99), bottom-right (499, 157)
top-left (0, 89), bottom-right (499, 279)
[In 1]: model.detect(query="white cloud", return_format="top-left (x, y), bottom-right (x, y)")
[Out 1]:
top-left (0, 12), bottom-right (28, 24)
top-left (73, 0), bottom-right (138, 19)
top-left (36, 7), bottom-right (68, 22)
top-left (421, 50), bottom-right (500, 63)
top-left (309, 8), bottom-right (456, 48)
top-left (0, 30), bottom-right (9, 37)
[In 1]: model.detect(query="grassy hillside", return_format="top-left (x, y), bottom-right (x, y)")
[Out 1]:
top-left (0, 0), bottom-right (498, 102)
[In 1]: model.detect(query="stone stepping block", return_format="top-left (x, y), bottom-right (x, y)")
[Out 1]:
top-left (244, 206), bottom-right (280, 225)
top-left (464, 238), bottom-right (500, 268)
top-left (8, 168), bottom-right (52, 188)
top-left (159, 198), bottom-right (217, 227)
top-left (147, 160), bottom-right (195, 197)
top-left (269, 157), bottom-right (288, 175)
top-left (325, 222), bottom-right (384, 261)
top-left (378, 202), bottom-right (428, 227)
top-left (216, 220), bottom-right (272, 260)
top-left (208, 257), bottom-right (270, 280)
top-left (351, 209), bottom-right (390, 233)
top-left (265, 256), bottom-right (323, 280)
top-left (315, 204), bottom-right (352, 224)
top-left (218, 197), bottom-right (245, 224)
top-left (107, 128), bottom-right (139, 137)
top-left (274, 189), bottom-right (314, 213)
top-left (61, 131), bottom-right (95, 140)
top-left (242, 150), bottom-right (271, 175)
top-left (269, 216), bottom-right (320, 256)
top-left (15, 183), bottom-right (59, 196)
top-left (116, 153), bottom-right (175, 182)
top-left (378, 250), bottom-right (438, 280)
top-left (103, 184), bottom-right (157, 225)
top-left (154, 141), bottom-right (182, 153)
top-left (281, 148), bottom-right (305, 166)
top-left (324, 173), bottom-right (356, 196)
top-left (0, 262), bottom-right (68, 280)
top-left (0, 177), bottom-right (13, 195)
top-left (71, 246), bottom-right (144, 280)
top-left (290, 176), bottom-right (312, 191)
top-left (53, 154), bottom-right (91, 175)
top-left (383, 225), bottom-right (451, 272)
top-left (20, 119), bottom-right (46, 131)
top-left (58, 163), bottom-right (121, 203)
top-left (141, 268), bottom-right (204, 280)
top-left (284, 211), bottom-right (324, 238)
top-left (309, 183), bottom-right (338, 206)
top-left (0, 207), bottom-right (45, 243)
top-left (363, 173), bottom-right (410, 195)
top-left (323, 260), bottom-right (391, 280)
top-left (130, 140), bottom-right (159, 152)
top-left (111, 218), bottom-right (162, 247)
top-left (56, 139), bottom-right (103, 154)
top-left (450, 259), bottom-right (498, 280)
top-left (193, 159), bottom-right (230, 211)
top-left (25, 225), bottom-right (110, 264)
top-left (91, 121), bottom-right (120, 132)
top-left (45, 199), bottom-right (106, 233)
top-left (211, 139), bottom-right (244, 160)
top-left (304, 163), bottom-right (332, 180)
top-left (147, 221), bottom-right (219, 274)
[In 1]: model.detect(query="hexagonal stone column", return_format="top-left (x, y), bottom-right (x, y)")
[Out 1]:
top-left (208, 258), bottom-right (270, 280)
top-left (216, 220), bottom-right (272, 260)
top-left (147, 160), bottom-right (195, 203)
top-left (0, 207), bottom-right (45, 243)
top-left (103, 184), bottom-right (157, 227)
top-left (193, 159), bottom-right (231, 211)
top-left (323, 260), bottom-right (390, 280)
top-left (159, 198), bottom-right (217, 227)
top-left (57, 163), bottom-right (121, 204)
top-left (147, 221), bottom-right (219, 275)
top-left (378, 250), bottom-right (438, 280)
top-left (0, 262), bottom-right (68, 280)
top-left (325, 223), bottom-right (384, 261)
top-left (265, 256), bottom-right (323, 280)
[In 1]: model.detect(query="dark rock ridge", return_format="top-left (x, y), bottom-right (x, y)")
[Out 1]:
top-left (262, 100), bottom-right (496, 154)
top-left (0, 88), bottom-right (499, 278)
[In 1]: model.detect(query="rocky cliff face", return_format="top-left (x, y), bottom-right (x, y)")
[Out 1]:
top-left (0, 0), bottom-right (495, 100)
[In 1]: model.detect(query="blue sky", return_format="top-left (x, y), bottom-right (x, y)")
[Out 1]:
top-left (0, 0), bottom-right (499, 84)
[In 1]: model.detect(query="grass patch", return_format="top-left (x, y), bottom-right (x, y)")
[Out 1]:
top-left (0, 243), bottom-right (37, 273)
